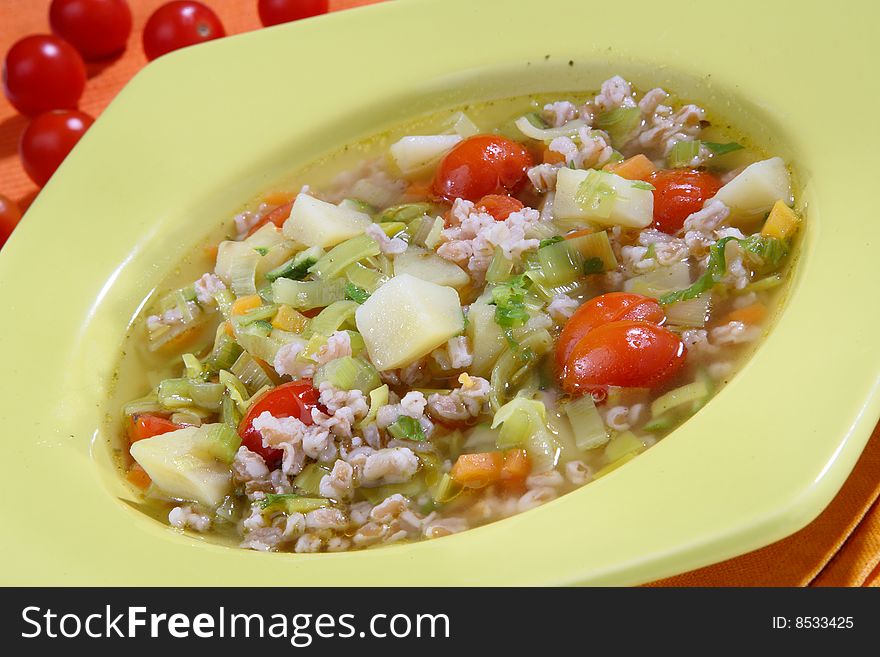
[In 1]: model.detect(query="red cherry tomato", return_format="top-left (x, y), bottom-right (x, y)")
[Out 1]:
top-left (238, 381), bottom-right (319, 467)
top-left (245, 201), bottom-right (293, 237)
top-left (2, 35), bottom-right (87, 116)
top-left (432, 135), bottom-right (533, 201)
top-left (561, 320), bottom-right (686, 394)
top-left (49, 0), bottom-right (133, 60)
top-left (19, 110), bottom-right (94, 187)
top-left (258, 0), bottom-right (329, 26)
top-left (556, 292), bottom-right (665, 367)
top-left (128, 414), bottom-right (181, 443)
top-left (0, 194), bottom-right (23, 251)
top-left (142, 1), bottom-right (226, 61)
top-left (476, 194), bottom-right (524, 221)
top-left (650, 169), bottom-right (722, 234)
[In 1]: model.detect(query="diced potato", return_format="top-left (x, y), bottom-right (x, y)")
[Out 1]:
top-left (393, 246), bottom-right (470, 290)
top-left (282, 193), bottom-right (372, 248)
top-left (713, 157), bottom-right (792, 219)
top-left (553, 168), bottom-right (653, 229)
top-left (129, 426), bottom-right (233, 507)
top-left (466, 302), bottom-right (506, 377)
top-left (761, 199), bottom-right (800, 240)
top-left (355, 273), bottom-right (464, 370)
top-left (390, 135), bottom-right (462, 176)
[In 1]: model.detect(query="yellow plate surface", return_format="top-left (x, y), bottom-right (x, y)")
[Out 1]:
top-left (1, 0), bottom-right (878, 585)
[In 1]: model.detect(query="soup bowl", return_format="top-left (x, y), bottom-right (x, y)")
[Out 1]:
top-left (1, 0), bottom-right (878, 585)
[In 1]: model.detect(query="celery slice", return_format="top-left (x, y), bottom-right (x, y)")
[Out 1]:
top-left (313, 356), bottom-right (380, 394)
top-left (358, 384), bottom-right (389, 429)
top-left (595, 107), bottom-right (641, 148)
top-left (205, 328), bottom-right (243, 373)
top-left (344, 262), bottom-right (388, 293)
top-left (665, 295), bottom-right (711, 328)
top-left (650, 378), bottom-right (712, 418)
top-left (217, 241), bottom-right (260, 296)
top-left (514, 115), bottom-right (587, 141)
top-left (260, 495), bottom-right (330, 514)
top-left (491, 397), bottom-right (560, 472)
top-left (624, 261), bottom-right (691, 298)
top-left (667, 140), bottom-right (701, 168)
top-left (564, 396), bottom-right (609, 451)
top-left (309, 300), bottom-right (358, 336)
top-left (123, 393), bottom-right (164, 416)
top-left (220, 392), bottom-right (242, 428)
top-left (271, 278), bottom-right (347, 310)
top-left (265, 245), bottom-right (324, 282)
top-left (293, 464), bottom-right (332, 496)
top-left (309, 234), bottom-right (381, 280)
top-left (235, 331), bottom-right (281, 363)
top-left (381, 203), bottom-right (433, 223)
top-left (431, 472), bottom-right (462, 505)
top-left (567, 230), bottom-right (618, 272)
top-left (603, 431), bottom-right (646, 463)
top-left (230, 352), bottom-right (274, 394)
top-left (488, 329), bottom-right (554, 411)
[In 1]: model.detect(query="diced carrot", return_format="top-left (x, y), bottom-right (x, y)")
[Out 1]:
top-left (203, 244), bottom-right (219, 261)
top-left (761, 200), bottom-right (799, 241)
top-left (224, 321), bottom-right (235, 337)
top-left (604, 154), bottom-right (656, 181)
top-left (245, 201), bottom-right (294, 238)
top-left (126, 463), bottom-right (152, 489)
top-left (272, 305), bottom-right (309, 333)
top-left (129, 414), bottom-right (180, 443)
top-left (157, 325), bottom-right (199, 353)
top-left (565, 228), bottom-right (594, 240)
top-left (450, 452), bottom-right (504, 489)
top-left (500, 448), bottom-right (531, 482)
top-left (262, 191), bottom-right (296, 206)
top-left (232, 295), bottom-right (262, 316)
top-left (543, 148), bottom-right (566, 165)
top-left (723, 302), bottom-right (767, 326)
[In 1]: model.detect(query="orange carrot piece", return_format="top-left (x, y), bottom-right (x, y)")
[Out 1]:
top-left (262, 191), bottom-right (296, 206)
top-left (450, 452), bottom-right (504, 489)
top-left (203, 244), bottom-right (219, 261)
top-left (565, 228), bottom-right (594, 240)
top-left (500, 448), bottom-right (532, 482)
top-left (231, 295), bottom-right (262, 316)
top-left (126, 463), bottom-right (152, 490)
top-left (723, 302), bottom-right (767, 326)
top-left (543, 148), bottom-right (566, 165)
top-left (604, 154), bottom-right (656, 181)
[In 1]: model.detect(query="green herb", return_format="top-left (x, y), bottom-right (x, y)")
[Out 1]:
top-left (631, 180), bottom-right (656, 191)
top-left (539, 235), bottom-right (565, 249)
top-left (703, 141), bottom-right (744, 156)
top-left (253, 247), bottom-right (269, 256)
top-left (645, 243), bottom-right (657, 259)
top-left (583, 257), bottom-right (604, 274)
top-left (490, 274), bottom-right (531, 329)
top-left (667, 140), bottom-right (701, 168)
top-left (387, 415), bottom-right (427, 442)
top-left (344, 282), bottom-right (370, 304)
top-left (659, 235), bottom-right (786, 305)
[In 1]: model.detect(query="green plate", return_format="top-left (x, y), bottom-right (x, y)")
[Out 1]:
top-left (1, 0), bottom-right (878, 585)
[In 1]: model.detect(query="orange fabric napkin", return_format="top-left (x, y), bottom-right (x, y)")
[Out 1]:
top-left (2, 0), bottom-right (878, 587)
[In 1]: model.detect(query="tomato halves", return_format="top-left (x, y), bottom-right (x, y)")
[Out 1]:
top-left (556, 292), bottom-right (665, 367)
top-left (19, 110), bottom-right (94, 187)
top-left (0, 194), bottom-right (23, 251)
top-left (258, 0), bottom-right (329, 27)
top-left (561, 321), bottom-right (686, 393)
top-left (432, 135), bottom-right (533, 202)
top-left (238, 381), bottom-right (319, 467)
top-left (129, 414), bottom-right (180, 443)
top-left (142, 1), bottom-right (225, 61)
top-left (650, 169), bottom-right (722, 234)
top-left (50, 0), bottom-right (133, 60)
top-left (476, 194), bottom-right (524, 221)
top-left (2, 35), bottom-right (87, 115)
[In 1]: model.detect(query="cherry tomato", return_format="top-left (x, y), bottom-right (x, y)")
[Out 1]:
top-left (128, 414), bottom-right (180, 443)
top-left (258, 0), bottom-right (329, 26)
top-left (19, 110), bottom-right (94, 187)
top-left (142, 1), bottom-right (226, 61)
top-left (2, 35), bottom-right (87, 116)
top-left (650, 169), bottom-right (722, 234)
top-left (556, 292), bottom-right (665, 367)
top-left (0, 194), bottom-right (23, 251)
top-left (432, 135), bottom-right (533, 201)
top-left (561, 320), bottom-right (686, 394)
top-left (476, 194), bottom-right (524, 221)
top-left (245, 201), bottom-right (293, 237)
top-left (49, 0), bottom-right (133, 60)
top-left (238, 381), bottom-right (319, 467)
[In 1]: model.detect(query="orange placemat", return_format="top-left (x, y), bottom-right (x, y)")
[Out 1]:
top-left (2, 0), bottom-right (878, 587)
